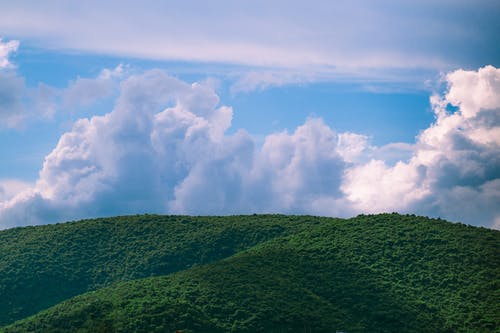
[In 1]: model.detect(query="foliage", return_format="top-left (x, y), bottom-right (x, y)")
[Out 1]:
top-left (0, 214), bottom-right (308, 326)
top-left (1, 214), bottom-right (499, 332)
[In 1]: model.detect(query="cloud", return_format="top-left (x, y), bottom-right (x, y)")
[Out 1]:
top-left (0, 66), bottom-right (498, 229)
top-left (0, 70), bottom-right (351, 227)
top-left (63, 64), bottom-right (124, 108)
top-left (0, 1), bottom-right (498, 76)
top-left (342, 65), bottom-right (500, 225)
top-left (0, 38), bottom-right (19, 68)
top-left (0, 62), bottom-right (125, 128)
top-left (445, 65), bottom-right (500, 119)
top-left (494, 216), bottom-right (500, 230)
top-left (230, 71), bottom-right (317, 93)
top-left (2, 3), bottom-right (498, 93)
top-left (229, 67), bottom-right (437, 94)
top-left (0, 70), bottom-right (242, 228)
top-left (0, 71), bottom-right (26, 128)
top-left (0, 38), bottom-right (59, 128)
top-left (0, 72), bottom-right (59, 128)
top-left (252, 119), bottom-right (351, 215)
top-left (0, 179), bottom-right (31, 202)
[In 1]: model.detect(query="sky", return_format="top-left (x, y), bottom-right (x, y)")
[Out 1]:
top-left (0, 0), bottom-right (499, 229)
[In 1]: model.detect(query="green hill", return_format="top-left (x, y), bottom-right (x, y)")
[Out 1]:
top-left (0, 214), bottom-right (309, 327)
top-left (1, 214), bottom-right (499, 332)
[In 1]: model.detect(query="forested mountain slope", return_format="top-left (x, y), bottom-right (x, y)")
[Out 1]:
top-left (0, 214), bottom-right (310, 326)
top-left (2, 214), bottom-right (498, 332)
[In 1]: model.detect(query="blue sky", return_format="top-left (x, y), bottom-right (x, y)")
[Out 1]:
top-left (0, 1), bottom-right (499, 229)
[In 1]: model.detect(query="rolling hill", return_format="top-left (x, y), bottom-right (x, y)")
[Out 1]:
top-left (0, 214), bottom-right (310, 326)
top-left (1, 214), bottom-right (499, 332)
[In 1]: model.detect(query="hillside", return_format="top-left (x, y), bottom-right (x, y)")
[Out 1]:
top-left (2, 214), bottom-right (499, 332)
top-left (0, 214), bottom-right (310, 326)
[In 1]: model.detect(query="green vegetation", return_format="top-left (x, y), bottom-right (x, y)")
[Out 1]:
top-left (0, 214), bottom-right (307, 326)
top-left (1, 214), bottom-right (499, 332)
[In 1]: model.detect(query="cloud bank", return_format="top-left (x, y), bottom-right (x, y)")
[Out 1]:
top-left (1, 1), bottom-right (498, 73)
top-left (1, 66), bottom-right (498, 229)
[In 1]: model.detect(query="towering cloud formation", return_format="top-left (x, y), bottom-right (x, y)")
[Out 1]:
top-left (343, 66), bottom-right (500, 225)
top-left (1, 66), bottom-right (498, 229)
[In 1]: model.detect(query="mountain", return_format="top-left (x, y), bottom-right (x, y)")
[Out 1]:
top-left (1, 214), bottom-right (498, 332)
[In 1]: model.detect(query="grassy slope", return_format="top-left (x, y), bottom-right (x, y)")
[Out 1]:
top-left (0, 214), bottom-right (312, 326)
top-left (3, 214), bottom-right (499, 332)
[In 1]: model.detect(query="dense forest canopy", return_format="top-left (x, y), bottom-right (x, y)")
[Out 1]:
top-left (1, 214), bottom-right (498, 332)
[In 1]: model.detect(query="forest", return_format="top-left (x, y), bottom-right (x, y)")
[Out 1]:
top-left (0, 213), bottom-right (498, 332)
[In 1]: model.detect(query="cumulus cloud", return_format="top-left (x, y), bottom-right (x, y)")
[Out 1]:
top-left (0, 70), bottom-right (245, 228)
top-left (0, 66), bottom-right (498, 229)
top-left (342, 65), bottom-right (500, 225)
top-left (253, 119), bottom-right (351, 215)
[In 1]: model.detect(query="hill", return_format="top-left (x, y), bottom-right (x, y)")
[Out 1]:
top-left (1, 214), bottom-right (499, 332)
top-left (0, 214), bottom-right (310, 326)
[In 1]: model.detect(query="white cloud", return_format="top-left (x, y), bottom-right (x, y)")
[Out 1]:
top-left (0, 179), bottom-right (32, 202)
top-left (230, 71), bottom-right (317, 93)
top-left (33, 83), bottom-right (59, 119)
top-left (0, 66), bottom-right (498, 229)
top-left (445, 65), bottom-right (500, 119)
top-left (229, 67), bottom-right (436, 94)
top-left (2, 3), bottom-right (497, 92)
top-left (0, 70), bottom-right (243, 227)
top-left (0, 72), bottom-right (59, 128)
top-left (0, 38), bottom-right (19, 68)
top-left (0, 62), bottom-right (126, 128)
top-left (494, 216), bottom-right (500, 231)
top-left (63, 64), bottom-right (124, 108)
top-left (336, 132), bottom-right (373, 164)
top-left (167, 129), bottom-right (255, 214)
top-left (0, 71), bottom-right (26, 128)
top-left (255, 119), bottom-right (348, 213)
top-left (0, 1), bottom-right (498, 77)
top-left (0, 38), bottom-right (59, 127)
top-left (342, 159), bottom-right (429, 213)
top-left (341, 65), bottom-right (500, 225)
